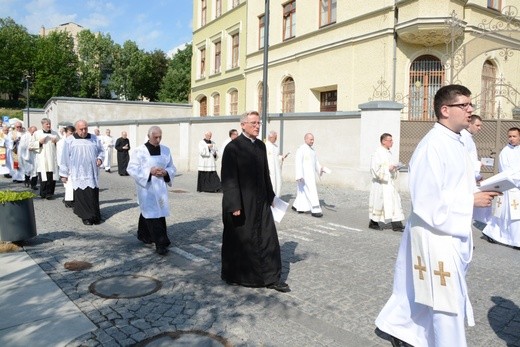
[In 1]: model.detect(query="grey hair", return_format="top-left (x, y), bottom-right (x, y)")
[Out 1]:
top-left (148, 126), bottom-right (162, 137)
top-left (240, 110), bottom-right (259, 123)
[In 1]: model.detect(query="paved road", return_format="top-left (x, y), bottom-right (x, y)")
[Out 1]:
top-left (1, 169), bottom-right (519, 346)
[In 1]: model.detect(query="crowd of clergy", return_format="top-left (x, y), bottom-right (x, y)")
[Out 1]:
top-left (1, 97), bottom-right (518, 345)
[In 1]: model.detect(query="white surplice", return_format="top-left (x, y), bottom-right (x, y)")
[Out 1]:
top-left (31, 129), bottom-right (60, 181)
top-left (368, 145), bottom-right (404, 223)
top-left (198, 139), bottom-right (218, 171)
top-left (482, 143), bottom-right (520, 246)
top-left (375, 123), bottom-right (476, 347)
top-left (59, 135), bottom-right (104, 190)
top-left (266, 140), bottom-right (283, 196)
top-left (127, 144), bottom-right (176, 219)
top-left (18, 132), bottom-right (37, 179)
top-left (292, 143), bottom-right (322, 213)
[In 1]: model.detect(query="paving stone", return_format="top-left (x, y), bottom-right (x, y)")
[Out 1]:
top-left (5, 170), bottom-right (517, 347)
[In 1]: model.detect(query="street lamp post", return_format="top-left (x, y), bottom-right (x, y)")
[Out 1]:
top-left (22, 75), bottom-right (31, 127)
top-left (261, 0), bottom-right (270, 141)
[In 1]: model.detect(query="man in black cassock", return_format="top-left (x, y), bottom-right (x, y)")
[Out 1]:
top-left (115, 131), bottom-right (130, 176)
top-left (221, 110), bottom-right (290, 293)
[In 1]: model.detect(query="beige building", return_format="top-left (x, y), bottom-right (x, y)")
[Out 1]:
top-left (192, 0), bottom-right (520, 120)
top-left (39, 22), bottom-right (85, 53)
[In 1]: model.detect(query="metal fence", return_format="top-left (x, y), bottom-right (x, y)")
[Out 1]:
top-left (400, 119), bottom-right (520, 178)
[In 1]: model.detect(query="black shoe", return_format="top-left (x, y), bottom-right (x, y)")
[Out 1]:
top-left (31, 186), bottom-right (38, 190)
top-left (46, 195), bottom-right (54, 200)
top-left (156, 247), bottom-right (168, 255)
top-left (369, 220), bottom-right (382, 230)
top-left (267, 282), bottom-right (291, 293)
top-left (82, 219), bottom-right (93, 225)
top-left (391, 221), bottom-right (404, 231)
top-left (92, 218), bottom-right (104, 225)
top-left (485, 235), bottom-right (497, 244)
top-left (311, 212), bottom-right (323, 218)
top-left (4, 174), bottom-right (11, 178)
top-left (390, 336), bottom-right (413, 347)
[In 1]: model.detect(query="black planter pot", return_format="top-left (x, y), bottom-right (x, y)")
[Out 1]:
top-left (0, 198), bottom-right (37, 241)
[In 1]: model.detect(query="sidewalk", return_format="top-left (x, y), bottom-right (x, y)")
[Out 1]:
top-left (0, 169), bottom-right (519, 346)
top-left (0, 252), bottom-right (96, 346)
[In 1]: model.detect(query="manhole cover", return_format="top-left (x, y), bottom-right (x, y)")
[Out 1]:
top-left (89, 275), bottom-right (162, 299)
top-left (171, 189), bottom-right (188, 193)
top-left (64, 260), bottom-right (92, 271)
top-left (135, 330), bottom-right (231, 347)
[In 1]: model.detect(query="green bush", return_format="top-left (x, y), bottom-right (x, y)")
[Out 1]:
top-left (0, 191), bottom-right (37, 204)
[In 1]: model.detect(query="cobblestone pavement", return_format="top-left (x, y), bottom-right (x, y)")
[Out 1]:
top-left (1, 169), bottom-right (519, 347)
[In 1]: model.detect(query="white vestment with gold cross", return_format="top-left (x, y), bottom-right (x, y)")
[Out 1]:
top-left (376, 124), bottom-right (476, 347)
top-left (483, 143), bottom-right (520, 247)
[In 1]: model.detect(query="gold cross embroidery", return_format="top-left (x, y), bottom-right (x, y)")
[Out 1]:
top-left (434, 261), bottom-right (451, 286)
top-left (414, 256), bottom-right (427, 280)
top-left (511, 199), bottom-right (519, 210)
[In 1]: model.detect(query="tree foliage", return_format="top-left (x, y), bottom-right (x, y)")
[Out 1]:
top-left (0, 18), bottom-right (35, 103)
top-left (0, 17), bottom-right (192, 106)
top-left (77, 30), bottom-right (114, 99)
top-left (32, 31), bottom-right (79, 106)
top-left (159, 43), bottom-right (192, 103)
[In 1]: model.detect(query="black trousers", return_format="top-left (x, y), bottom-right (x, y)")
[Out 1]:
top-left (38, 172), bottom-right (56, 197)
top-left (137, 214), bottom-right (171, 248)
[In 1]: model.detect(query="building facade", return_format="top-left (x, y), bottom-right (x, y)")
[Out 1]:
top-left (192, 0), bottom-right (520, 120)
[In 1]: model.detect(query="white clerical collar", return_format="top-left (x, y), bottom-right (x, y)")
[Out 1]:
top-left (242, 132), bottom-right (257, 142)
top-left (434, 122), bottom-right (462, 141)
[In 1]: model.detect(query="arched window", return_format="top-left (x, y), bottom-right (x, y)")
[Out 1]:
top-left (481, 60), bottom-right (497, 119)
top-left (282, 77), bottom-right (295, 113)
top-left (408, 55), bottom-right (444, 120)
top-left (212, 93), bottom-right (220, 116)
top-left (199, 96), bottom-right (207, 117)
top-left (229, 89), bottom-right (238, 115)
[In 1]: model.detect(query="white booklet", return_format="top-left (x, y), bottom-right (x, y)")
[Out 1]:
top-left (271, 196), bottom-right (289, 223)
top-left (478, 169), bottom-right (520, 192)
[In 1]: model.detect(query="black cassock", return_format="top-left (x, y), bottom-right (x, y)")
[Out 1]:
top-left (221, 134), bottom-right (282, 287)
top-left (115, 137), bottom-right (130, 175)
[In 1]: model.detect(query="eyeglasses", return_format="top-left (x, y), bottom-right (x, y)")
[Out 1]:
top-left (245, 121), bottom-right (262, 126)
top-left (446, 102), bottom-right (474, 110)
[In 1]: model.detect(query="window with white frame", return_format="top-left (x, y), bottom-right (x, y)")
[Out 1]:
top-left (259, 15), bottom-right (265, 49)
top-left (229, 89), bottom-right (238, 115)
top-left (199, 47), bottom-right (206, 78)
top-left (200, 96), bottom-right (207, 117)
top-left (214, 41), bottom-right (221, 74)
top-left (487, 0), bottom-right (502, 11)
top-left (213, 93), bottom-right (220, 116)
top-left (320, 0), bottom-right (336, 27)
top-left (283, 1), bottom-right (296, 41)
top-left (231, 33), bottom-right (239, 68)
top-left (215, 0), bottom-right (222, 18)
top-left (201, 0), bottom-right (207, 26)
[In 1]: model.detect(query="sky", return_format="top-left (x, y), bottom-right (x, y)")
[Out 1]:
top-left (0, 0), bottom-right (193, 57)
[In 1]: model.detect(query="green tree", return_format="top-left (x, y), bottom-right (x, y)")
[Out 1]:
top-left (109, 40), bottom-right (147, 100)
top-left (32, 31), bottom-right (79, 106)
top-left (138, 50), bottom-right (169, 101)
top-left (0, 18), bottom-right (36, 104)
top-left (77, 30), bottom-right (115, 99)
top-left (158, 43), bottom-right (192, 103)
